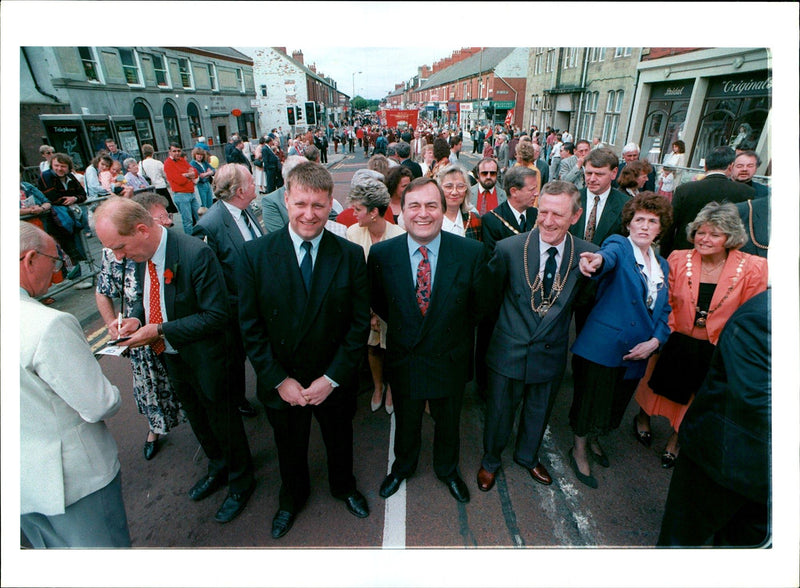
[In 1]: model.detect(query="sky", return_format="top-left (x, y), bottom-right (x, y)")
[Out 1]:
top-left (236, 46), bottom-right (455, 100)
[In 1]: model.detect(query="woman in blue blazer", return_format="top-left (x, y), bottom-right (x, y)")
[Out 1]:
top-left (568, 192), bottom-right (673, 488)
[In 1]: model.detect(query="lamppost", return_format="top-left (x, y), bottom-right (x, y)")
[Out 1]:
top-left (352, 70), bottom-right (362, 103)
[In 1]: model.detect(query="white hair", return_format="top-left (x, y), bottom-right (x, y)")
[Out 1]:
top-left (621, 142), bottom-right (640, 155)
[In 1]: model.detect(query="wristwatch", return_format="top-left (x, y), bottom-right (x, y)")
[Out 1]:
top-left (157, 323), bottom-right (164, 337)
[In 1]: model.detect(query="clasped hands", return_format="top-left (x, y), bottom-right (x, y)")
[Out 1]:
top-left (278, 377), bottom-right (333, 407)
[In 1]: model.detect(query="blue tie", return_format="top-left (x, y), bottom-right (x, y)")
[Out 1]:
top-left (300, 241), bottom-right (313, 293)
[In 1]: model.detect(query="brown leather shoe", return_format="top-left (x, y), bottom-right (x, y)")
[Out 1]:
top-left (477, 467), bottom-right (496, 492)
top-left (528, 463), bottom-right (552, 486)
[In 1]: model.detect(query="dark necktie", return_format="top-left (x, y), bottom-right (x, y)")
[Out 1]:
top-left (519, 213), bottom-right (526, 233)
top-left (542, 247), bottom-right (558, 298)
top-left (242, 211), bottom-right (259, 241)
top-left (415, 246), bottom-right (431, 316)
top-left (147, 260), bottom-right (165, 355)
top-left (300, 241), bottom-right (313, 293)
top-left (584, 195), bottom-right (600, 242)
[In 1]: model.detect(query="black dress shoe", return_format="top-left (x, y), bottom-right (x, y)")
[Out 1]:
top-left (569, 449), bottom-right (598, 489)
top-left (343, 491), bottom-right (369, 518)
top-left (143, 435), bottom-right (159, 461)
top-left (379, 474), bottom-right (404, 499)
top-left (188, 472), bottom-right (227, 501)
top-left (214, 481), bottom-right (255, 523)
top-left (589, 445), bottom-right (610, 468)
top-left (444, 476), bottom-right (470, 503)
top-left (661, 451), bottom-right (678, 469)
top-left (238, 400), bottom-right (257, 417)
top-left (633, 417), bottom-right (653, 448)
top-left (272, 510), bottom-right (295, 539)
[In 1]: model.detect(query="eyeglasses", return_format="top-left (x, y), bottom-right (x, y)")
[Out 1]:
top-left (442, 183), bottom-right (468, 192)
top-left (479, 171), bottom-right (498, 176)
top-left (20, 250), bottom-right (64, 273)
top-left (153, 213), bottom-right (173, 223)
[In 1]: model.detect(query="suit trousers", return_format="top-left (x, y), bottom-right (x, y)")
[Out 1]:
top-left (482, 368), bottom-right (561, 473)
top-left (391, 391), bottom-right (464, 481)
top-left (162, 352), bottom-right (253, 493)
top-left (227, 316), bottom-right (247, 406)
top-left (21, 471), bottom-right (131, 548)
top-left (265, 396), bottom-right (357, 513)
top-left (657, 452), bottom-right (769, 547)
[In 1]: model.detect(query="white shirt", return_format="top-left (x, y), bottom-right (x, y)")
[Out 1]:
top-left (629, 236), bottom-right (664, 310)
top-left (538, 234), bottom-right (566, 279)
top-left (142, 227), bottom-right (176, 353)
top-left (585, 186), bottom-right (612, 226)
top-left (442, 213), bottom-right (466, 237)
top-left (222, 200), bottom-right (260, 242)
top-left (507, 201), bottom-right (528, 228)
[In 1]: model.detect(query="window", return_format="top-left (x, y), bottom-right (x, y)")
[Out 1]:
top-left (178, 58), bottom-right (194, 89)
top-left (118, 48), bottom-right (142, 86)
top-left (207, 63), bottom-right (218, 91)
top-left (187, 102), bottom-right (202, 139)
top-left (581, 91), bottom-right (599, 138)
top-left (534, 53), bottom-right (543, 75)
top-left (602, 90), bottom-right (624, 145)
top-left (598, 48), bottom-right (606, 61)
top-left (163, 102), bottom-right (182, 146)
top-left (563, 48), bottom-right (578, 70)
top-left (614, 47), bottom-right (632, 58)
top-left (152, 54), bottom-right (170, 88)
top-left (236, 68), bottom-right (245, 92)
top-left (546, 49), bottom-right (556, 73)
top-left (589, 48), bottom-right (606, 63)
top-left (78, 47), bottom-right (102, 83)
top-left (133, 101), bottom-right (156, 151)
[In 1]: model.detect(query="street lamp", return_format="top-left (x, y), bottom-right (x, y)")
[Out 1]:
top-left (352, 71), bottom-right (362, 100)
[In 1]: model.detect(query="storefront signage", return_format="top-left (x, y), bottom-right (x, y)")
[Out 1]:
top-left (447, 102), bottom-right (458, 112)
top-left (650, 81), bottom-right (694, 101)
top-left (460, 103), bottom-right (473, 111)
top-left (493, 101), bottom-right (515, 109)
top-left (707, 72), bottom-right (771, 98)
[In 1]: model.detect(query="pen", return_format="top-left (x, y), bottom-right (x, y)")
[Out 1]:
top-left (117, 312), bottom-right (123, 334)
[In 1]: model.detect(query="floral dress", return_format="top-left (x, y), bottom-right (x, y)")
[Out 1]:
top-left (96, 249), bottom-right (185, 434)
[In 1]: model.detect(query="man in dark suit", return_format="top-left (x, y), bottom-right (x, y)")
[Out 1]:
top-left (532, 142), bottom-right (549, 187)
top-left (477, 181), bottom-right (597, 492)
top-left (732, 150), bottom-right (770, 200)
top-left (94, 197), bottom-right (254, 524)
top-left (398, 141), bottom-right (423, 178)
top-left (226, 137), bottom-right (252, 172)
top-left (658, 290), bottom-right (770, 547)
top-left (736, 196), bottom-right (769, 258)
top-left (660, 146), bottom-right (755, 257)
top-left (238, 161), bottom-right (371, 539)
top-left (193, 164), bottom-right (263, 417)
top-left (369, 178), bottom-right (489, 504)
top-left (482, 166), bottom-right (540, 253)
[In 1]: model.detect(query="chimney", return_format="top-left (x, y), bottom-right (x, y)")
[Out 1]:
top-left (274, 47), bottom-right (287, 55)
top-left (292, 50), bottom-right (304, 66)
top-left (309, 63), bottom-right (317, 74)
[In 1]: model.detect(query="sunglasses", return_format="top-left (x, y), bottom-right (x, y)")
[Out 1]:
top-left (479, 171), bottom-right (498, 176)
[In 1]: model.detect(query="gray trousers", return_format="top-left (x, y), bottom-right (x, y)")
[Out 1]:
top-left (21, 470), bottom-right (131, 548)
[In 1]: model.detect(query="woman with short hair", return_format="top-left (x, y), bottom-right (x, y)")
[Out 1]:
top-left (436, 164), bottom-right (482, 241)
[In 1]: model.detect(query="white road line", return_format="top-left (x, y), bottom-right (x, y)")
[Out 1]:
top-left (381, 412), bottom-right (406, 548)
top-left (540, 427), bottom-right (604, 546)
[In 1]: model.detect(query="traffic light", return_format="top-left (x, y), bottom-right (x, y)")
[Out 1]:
top-left (287, 106), bottom-right (295, 125)
top-left (296, 104), bottom-right (303, 122)
top-left (305, 101), bottom-right (316, 126)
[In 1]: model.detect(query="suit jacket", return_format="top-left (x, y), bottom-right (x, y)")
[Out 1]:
top-left (535, 158), bottom-right (549, 186)
top-left (469, 184), bottom-right (507, 212)
top-left (192, 200), bottom-right (262, 310)
top-left (680, 289), bottom-right (770, 503)
top-left (401, 158), bottom-right (423, 179)
top-left (558, 155), bottom-right (577, 180)
top-left (569, 187), bottom-right (630, 246)
top-left (496, 143), bottom-right (509, 169)
top-left (261, 186), bottom-right (289, 233)
top-left (665, 248), bottom-right (767, 345)
top-left (226, 147), bottom-right (252, 172)
top-left (482, 200), bottom-right (539, 253)
top-left (736, 197), bottom-right (769, 258)
top-left (132, 229), bottom-right (231, 399)
top-left (238, 227), bottom-right (370, 409)
top-left (21, 290), bottom-right (121, 515)
top-left (368, 232), bottom-right (490, 400)
top-left (660, 174), bottom-right (755, 256)
top-left (571, 235), bottom-right (671, 380)
top-left (486, 229), bottom-right (597, 384)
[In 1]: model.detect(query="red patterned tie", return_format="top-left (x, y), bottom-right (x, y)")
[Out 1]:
top-left (147, 260), bottom-right (165, 354)
top-left (415, 246), bottom-right (431, 316)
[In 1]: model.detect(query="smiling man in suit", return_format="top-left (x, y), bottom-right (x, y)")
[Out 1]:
top-left (477, 181), bottom-right (597, 492)
top-left (192, 163), bottom-right (262, 418)
top-left (369, 178), bottom-right (490, 504)
top-left (94, 197), bottom-right (255, 524)
top-left (238, 161), bottom-right (371, 539)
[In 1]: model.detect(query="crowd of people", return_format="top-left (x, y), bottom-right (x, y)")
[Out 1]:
top-left (20, 116), bottom-right (771, 549)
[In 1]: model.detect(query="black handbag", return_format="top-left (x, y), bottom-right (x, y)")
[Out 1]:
top-left (648, 332), bottom-right (715, 405)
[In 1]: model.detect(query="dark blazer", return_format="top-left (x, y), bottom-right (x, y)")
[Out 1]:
top-left (131, 229), bottom-right (231, 400)
top-left (535, 158), bottom-right (549, 186)
top-left (570, 235), bottom-right (671, 380)
top-left (226, 146), bottom-right (252, 172)
top-left (660, 173), bottom-right (755, 256)
top-left (482, 201), bottom-right (539, 253)
top-left (736, 196), bottom-right (769, 258)
top-left (569, 187), bottom-right (630, 246)
top-left (679, 289), bottom-right (770, 504)
top-left (368, 232), bottom-right (490, 400)
top-left (192, 200), bottom-right (262, 310)
top-left (238, 227), bottom-right (370, 409)
top-left (401, 158), bottom-right (423, 179)
top-left (486, 229), bottom-right (597, 384)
